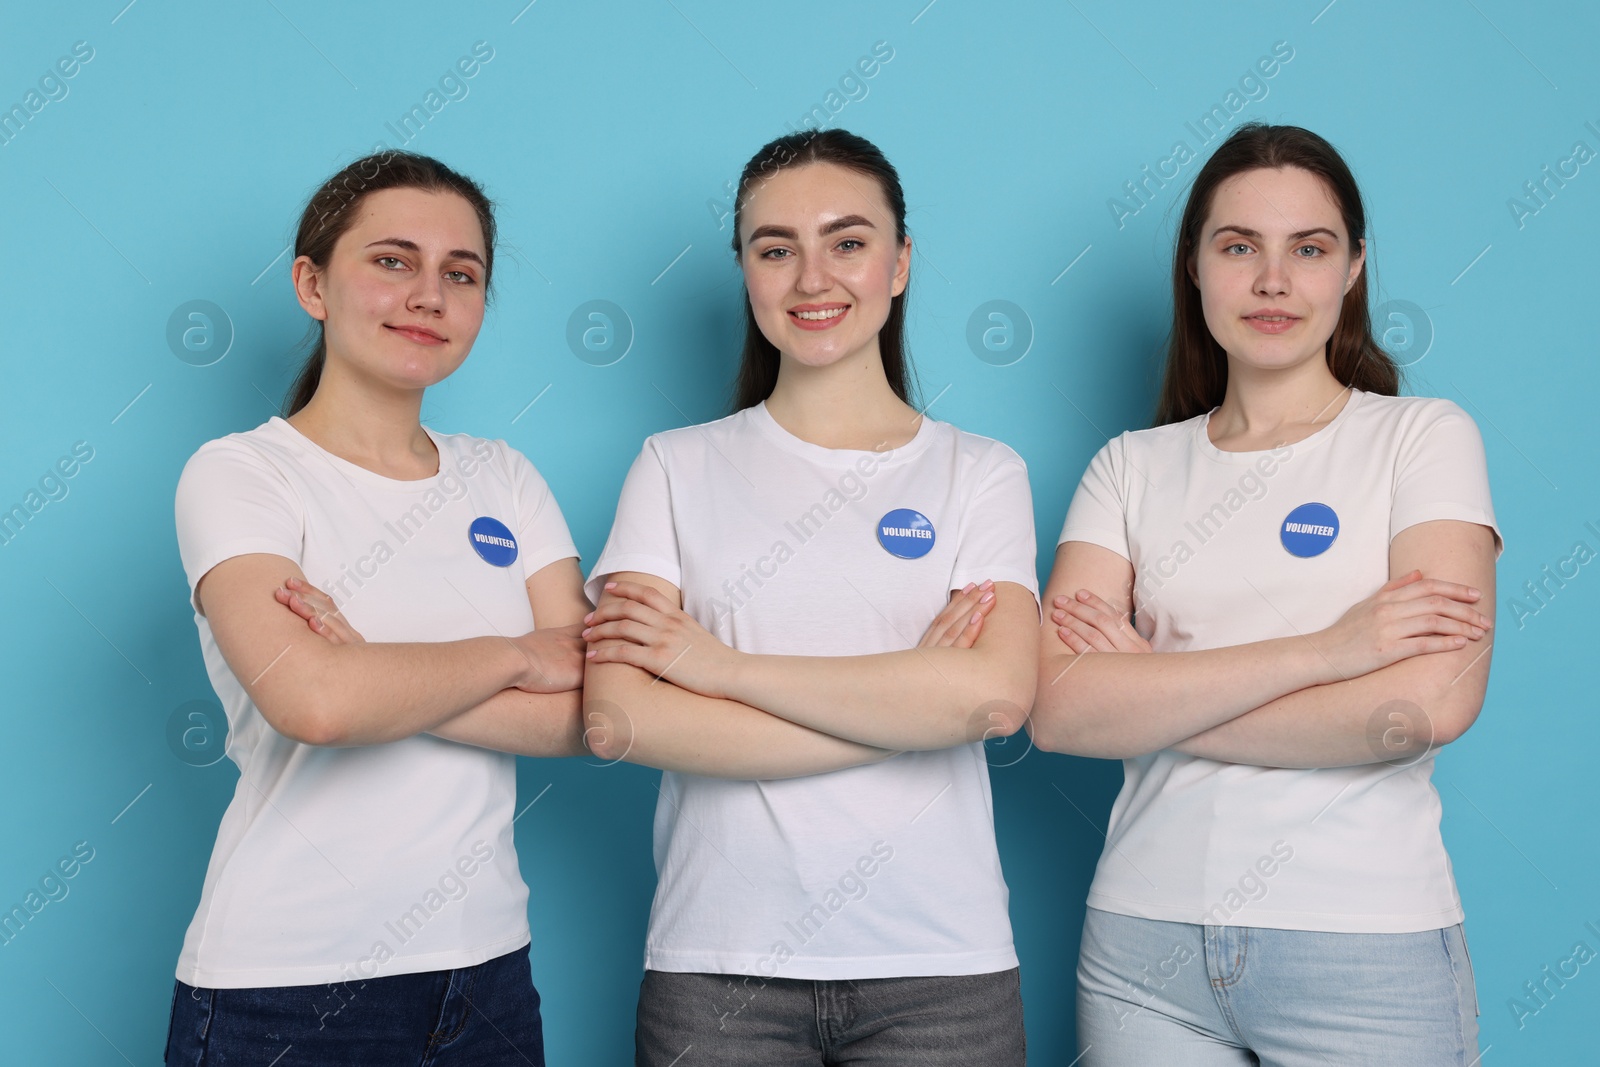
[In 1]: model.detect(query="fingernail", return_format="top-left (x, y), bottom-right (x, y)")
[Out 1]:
top-left (979, 579), bottom-right (994, 590)
top-left (581, 628), bottom-right (591, 638)
top-left (970, 612), bottom-right (983, 625)
top-left (980, 591), bottom-right (994, 604)
top-left (585, 649), bottom-right (596, 658)
top-left (963, 582), bottom-right (977, 594)
top-left (583, 612), bottom-right (593, 624)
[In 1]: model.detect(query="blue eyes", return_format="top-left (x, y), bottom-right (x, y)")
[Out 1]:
top-left (758, 238), bottom-right (866, 259)
top-left (1223, 243), bottom-right (1324, 258)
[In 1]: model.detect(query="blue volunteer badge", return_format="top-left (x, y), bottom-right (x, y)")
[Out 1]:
top-left (468, 516), bottom-right (519, 567)
top-left (1280, 502), bottom-right (1339, 558)
top-left (877, 508), bottom-right (936, 559)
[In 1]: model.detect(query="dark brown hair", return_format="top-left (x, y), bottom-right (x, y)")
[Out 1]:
top-left (284, 151), bottom-right (498, 416)
top-left (727, 129), bottom-right (918, 413)
top-left (1155, 122), bottom-right (1398, 426)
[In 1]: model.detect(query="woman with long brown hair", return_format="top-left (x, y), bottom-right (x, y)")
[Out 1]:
top-left (1030, 123), bottom-right (1500, 1064)
top-left (166, 151), bottom-right (586, 1063)
top-left (579, 128), bottom-right (1039, 1064)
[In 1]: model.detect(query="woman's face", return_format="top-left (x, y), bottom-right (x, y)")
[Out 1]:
top-left (295, 186), bottom-right (488, 394)
top-left (1189, 166), bottom-right (1365, 376)
top-left (738, 161), bottom-right (910, 372)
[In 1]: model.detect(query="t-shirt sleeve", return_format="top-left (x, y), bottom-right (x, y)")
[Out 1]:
top-left (500, 442), bottom-right (580, 582)
top-left (1057, 435), bottom-right (1131, 561)
top-left (174, 439), bottom-right (305, 614)
top-left (584, 438), bottom-right (682, 604)
top-left (1390, 400), bottom-right (1503, 558)
top-left (949, 443), bottom-right (1040, 605)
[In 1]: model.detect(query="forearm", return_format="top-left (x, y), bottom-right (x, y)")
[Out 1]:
top-left (253, 636), bottom-right (528, 746)
top-left (1031, 636), bottom-right (1335, 759)
top-left (1172, 645), bottom-right (1492, 768)
top-left (722, 647), bottom-right (1033, 751)
top-left (428, 687), bottom-right (586, 758)
top-left (584, 663), bottom-right (894, 780)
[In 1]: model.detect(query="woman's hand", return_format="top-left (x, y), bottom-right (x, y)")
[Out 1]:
top-left (275, 576), bottom-right (366, 644)
top-left (1051, 589), bottom-right (1153, 654)
top-left (508, 625), bottom-right (587, 694)
top-left (919, 581), bottom-right (998, 649)
top-left (1313, 569), bottom-right (1491, 682)
top-left (582, 580), bottom-right (741, 699)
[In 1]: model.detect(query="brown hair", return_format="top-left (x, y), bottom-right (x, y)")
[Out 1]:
top-left (1154, 122), bottom-right (1398, 426)
top-left (284, 151), bottom-right (498, 416)
top-left (727, 129), bottom-right (919, 413)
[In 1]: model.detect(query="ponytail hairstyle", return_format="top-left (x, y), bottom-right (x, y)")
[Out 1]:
top-left (283, 151), bottom-right (498, 416)
top-left (727, 128), bottom-right (919, 413)
top-left (1155, 122), bottom-right (1399, 426)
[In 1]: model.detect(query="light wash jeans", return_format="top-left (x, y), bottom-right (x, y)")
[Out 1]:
top-left (1077, 907), bottom-right (1480, 1066)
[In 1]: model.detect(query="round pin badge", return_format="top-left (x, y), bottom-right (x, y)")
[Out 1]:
top-left (1280, 502), bottom-right (1339, 558)
top-left (877, 508), bottom-right (936, 559)
top-left (468, 516), bottom-right (519, 567)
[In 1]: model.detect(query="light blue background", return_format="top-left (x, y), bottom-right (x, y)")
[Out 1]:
top-left (3, 1), bottom-right (1597, 1062)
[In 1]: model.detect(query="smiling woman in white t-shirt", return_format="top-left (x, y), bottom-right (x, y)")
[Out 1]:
top-left (1030, 123), bottom-right (1501, 1065)
top-left (166, 152), bottom-right (588, 1065)
top-left (579, 129), bottom-right (1040, 1065)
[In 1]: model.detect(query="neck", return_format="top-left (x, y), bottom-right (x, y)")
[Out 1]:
top-left (1210, 350), bottom-right (1350, 441)
top-left (763, 340), bottom-right (921, 451)
top-left (286, 352), bottom-right (437, 476)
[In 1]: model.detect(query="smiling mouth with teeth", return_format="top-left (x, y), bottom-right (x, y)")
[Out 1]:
top-left (793, 307), bottom-right (848, 321)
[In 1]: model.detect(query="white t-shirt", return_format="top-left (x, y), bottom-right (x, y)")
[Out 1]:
top-left (173, 416), bottom-right (579, 988)
top-left (1059, 389), bottom-right (1502, 933)
top-left (586, 401), bottom-right (1039, 980)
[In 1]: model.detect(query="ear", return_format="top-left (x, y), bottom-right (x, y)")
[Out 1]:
top-left (291, 256), bottom-right (328, 322)
top-left (891, 235), bottom-right (911, 298)
top-left (1344, 237), bottom-right (1366, 294)
top-left (1186, 249), bottom-right (1200, 288)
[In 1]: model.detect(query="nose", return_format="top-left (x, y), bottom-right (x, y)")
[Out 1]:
top-left (795, 249), bottom-right (833, 296)
top-left (408, 269), bottom-right (446, 313)
top-left (1253, 250), bottom-right (1290, 298)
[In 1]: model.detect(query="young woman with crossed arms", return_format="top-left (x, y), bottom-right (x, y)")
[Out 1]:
top-left (168, 153), bottom-right (586, 1064)
top-left (1031, 123), bottom-right (1500, 1065)
top-left (578, 129), bottom-right (1039, 1065)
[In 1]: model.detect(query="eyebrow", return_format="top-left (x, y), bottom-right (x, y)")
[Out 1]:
top-left (1210, 225), bottom-right (1341, 243)
top-left (747, 214), bottom-right (878, 242)
top-left (365, 237), bottom-right (486, 267)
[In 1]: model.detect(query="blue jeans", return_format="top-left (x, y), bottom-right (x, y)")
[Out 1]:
top-left (164, 944), bottom-right (544, 1066)
top-left (635, 967), bottom-right (1026, 1065)
top-left (1077, 907), bottom-right (1480, 1066)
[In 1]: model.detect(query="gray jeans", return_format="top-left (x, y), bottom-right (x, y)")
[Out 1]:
top-left (635, 967), bottom-right (1026, 1066)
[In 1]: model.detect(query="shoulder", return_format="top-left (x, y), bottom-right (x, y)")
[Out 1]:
top-left (1092, 416), bottom-right (1202, 469)
top-left (430, 427), bottom-right (526, 482)
top-left (178, 419), bottom-right (298, 486)
top-left (937, 421), bottom-right (1029, 478)
top-left (637, 409), bottom-right (753, 464)
top-left (1343, 391), bottom-right (1481, 444)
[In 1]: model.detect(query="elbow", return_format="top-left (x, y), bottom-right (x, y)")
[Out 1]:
top-left (1025, 703), bottom-right (1141, 760)
top-left (962, 675), bottom-right (1036, 744)
top-left (579, 676), bottom-right (638, 764)
top-left (1401, 672), bottom-right (1487, 749)
top-left (1027, 717), bottom-right (1095, 758)
top-left (1429, 700), bottom-right (1483, 748)
top-left (259, 698), bottom-right (349, 747)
